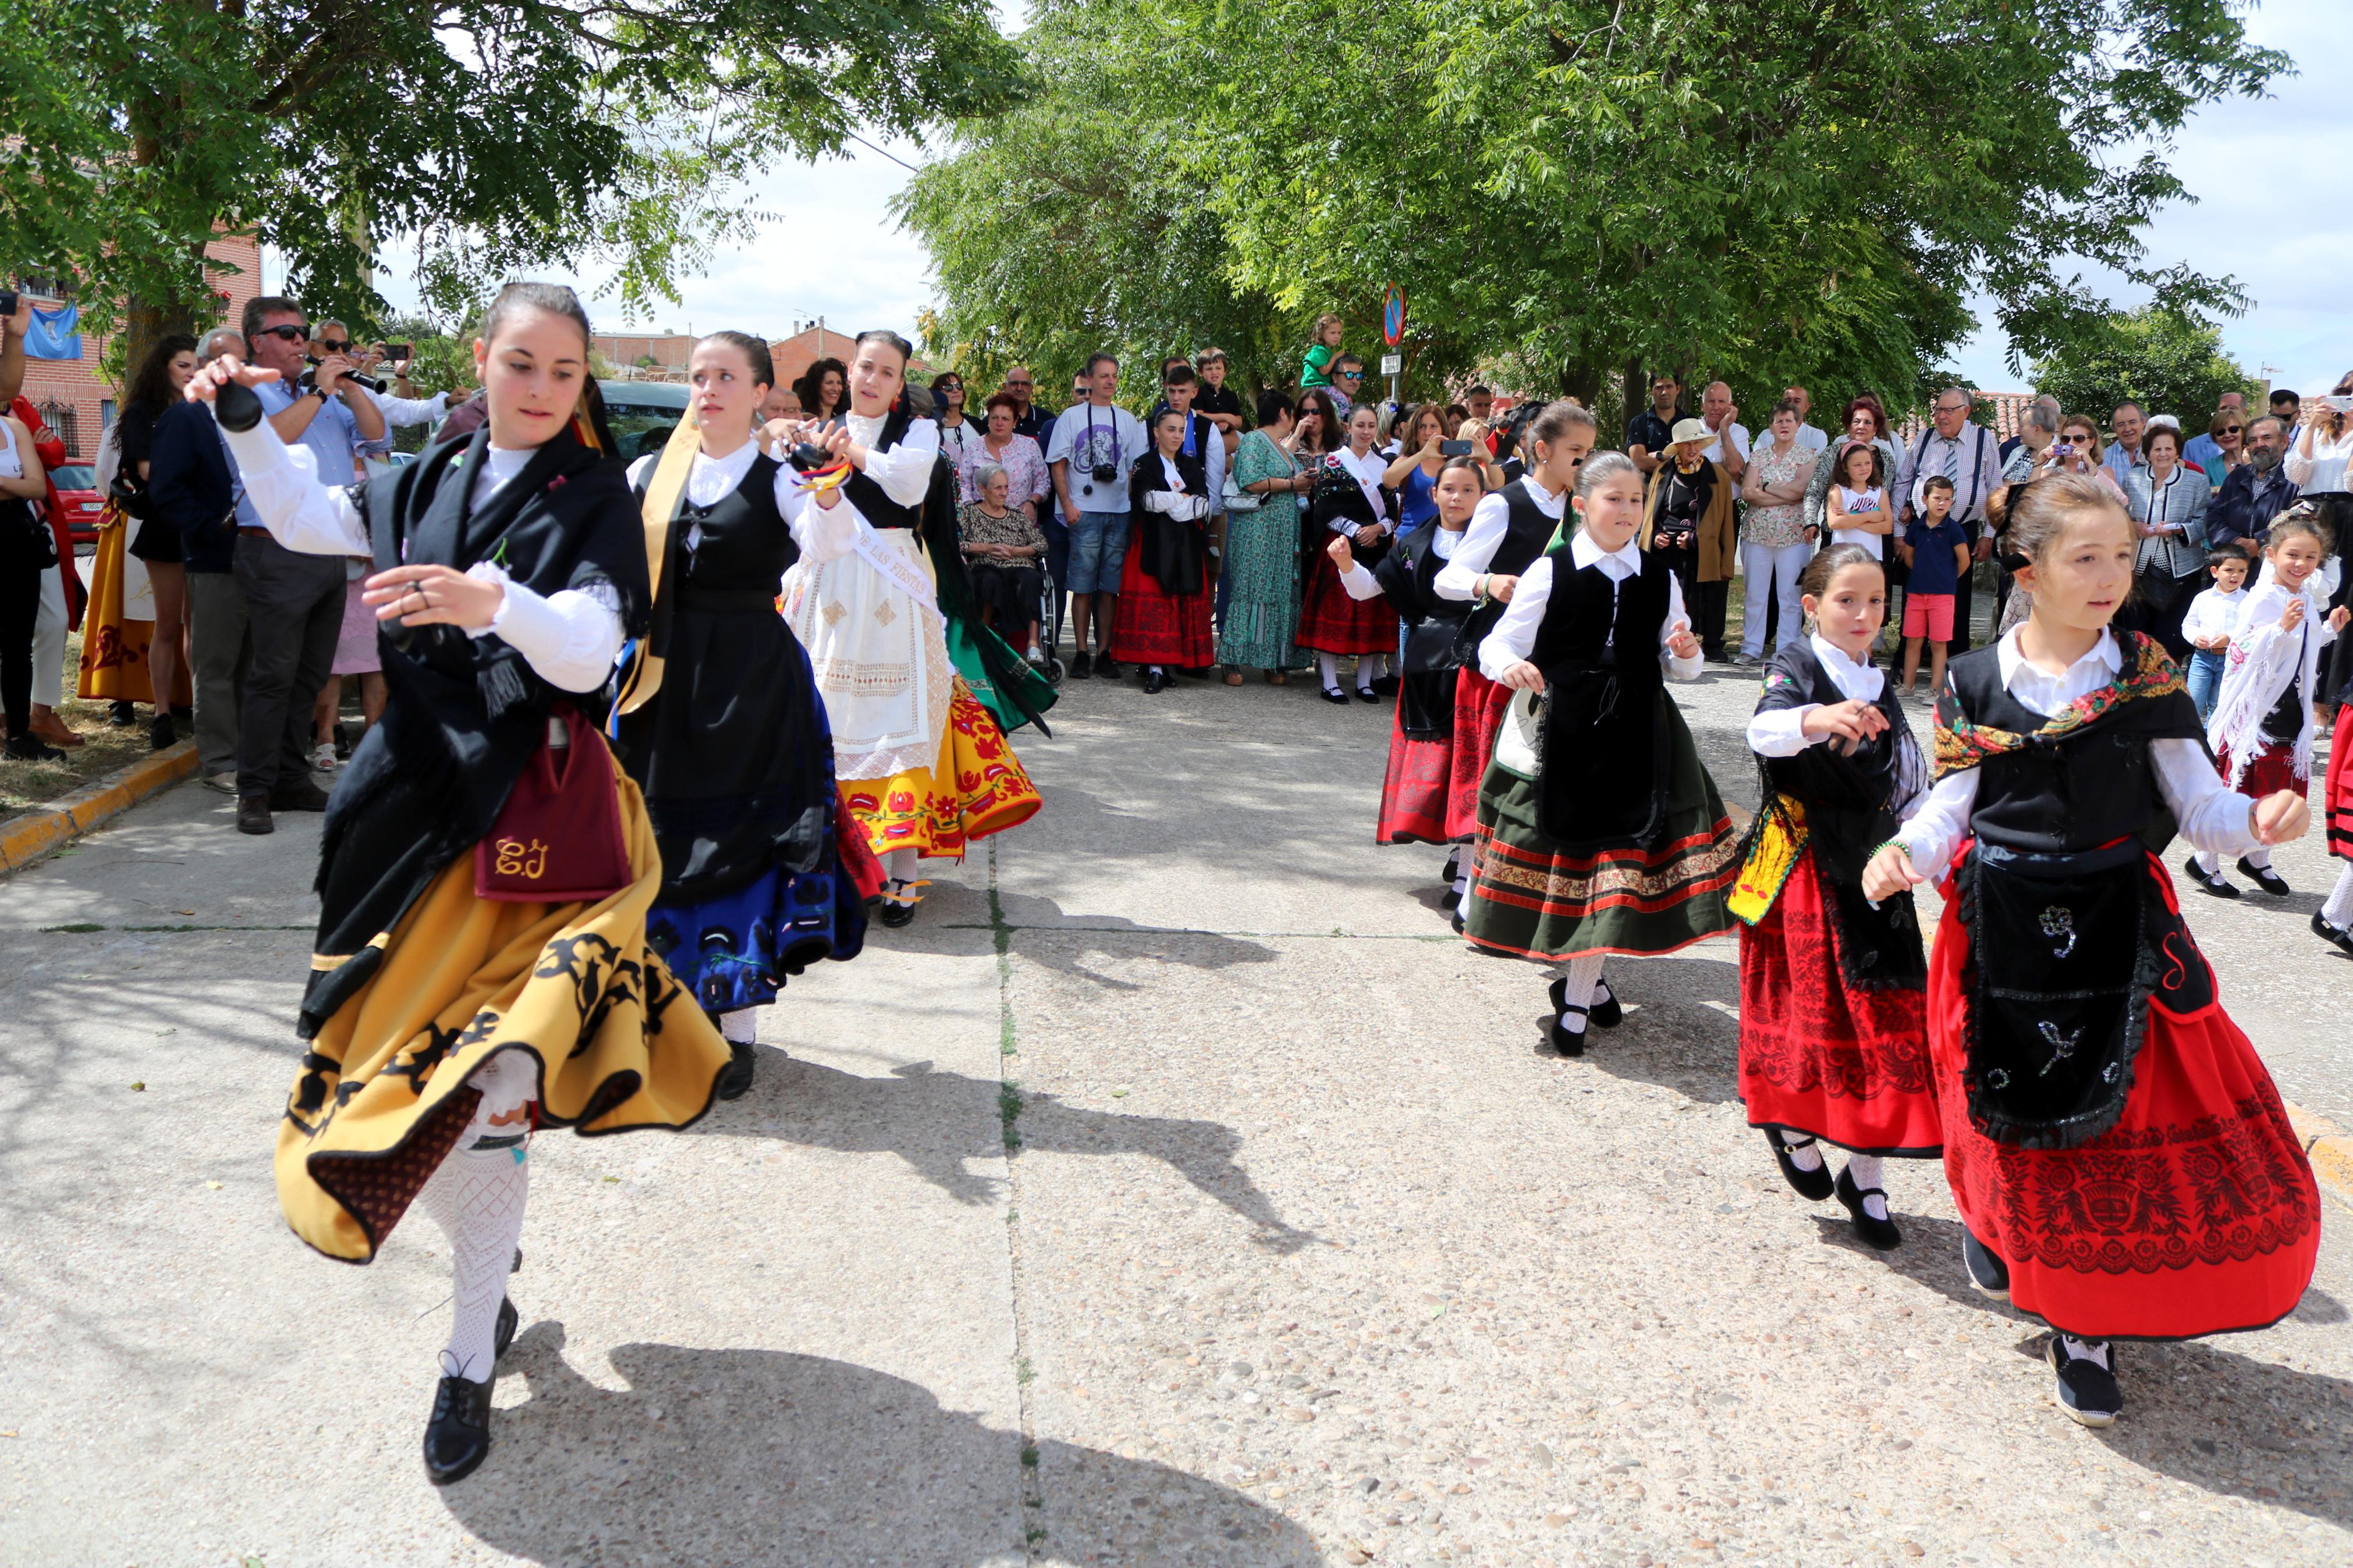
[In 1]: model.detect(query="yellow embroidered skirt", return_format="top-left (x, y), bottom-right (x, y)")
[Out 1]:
top-left (840, 677), bottom-right (1041, 860)
top-left (275, 770), bottom-right (730, 1263)
top-left (77, 510), bottom-right (189, 705)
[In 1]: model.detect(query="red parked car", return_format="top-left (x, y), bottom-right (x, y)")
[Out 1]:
top-left (48, 463), bottom-right (103, 547)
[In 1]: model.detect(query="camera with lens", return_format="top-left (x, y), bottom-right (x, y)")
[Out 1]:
top-left (1091, 463), bottom-right (1117, 484)
top-left (299, 362), bottom-right (386, 396)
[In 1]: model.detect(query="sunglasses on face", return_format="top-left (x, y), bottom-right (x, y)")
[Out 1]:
top-left (254, 323), bottom-right (308, 342)
top-left (317, 340), bottom-right (352, 354)
top-left (1337, 371), bottom-right (1363, 381)
top-left (2221, 425), bottom-right (2242, 435)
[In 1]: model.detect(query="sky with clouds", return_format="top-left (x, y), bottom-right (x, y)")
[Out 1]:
top-left (359, 1), bottom-right (2347, 398)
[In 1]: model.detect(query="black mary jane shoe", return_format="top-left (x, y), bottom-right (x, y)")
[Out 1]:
top-left (1321, 687), bottom-right (1351, 706)
top-left (1371, 674), bottom-right (1401, 696)
top-left (2236, 856), bottom-right (2292, 897)
top-left (1354, 685), bottom-right (1380, 703)
top-left (1763, 1128), bottom-right (1837, 1201)
top-left (423, 1373), bottom-right (496, 1485)
top-left (494, 1296), bottom-right (519, 1362)
top-left (2181, 854), bottom-right (2238, 899)
top-left (1962, 1229), bottom-right (2011, 1300)
top-left (1440, 885), bottom-right (1460, 912)
top-left (1548, 1000), bottom-right (1588, 1058)
top-left (877, 878), bottom-right (921, 929)
top-left (1450, 905), bottom-right (1466, 937)
top-left (2313, 911), bottom-right (2353, 958)
top-left (1834, 1165), bottom-right (1903, 1250)
top-left (1588, 975), bottom-right (1623, 1029)
top-left (716, 1039), bottom-right (757, 1100)
top-left (1143, 668), bottom-right (1171, 694)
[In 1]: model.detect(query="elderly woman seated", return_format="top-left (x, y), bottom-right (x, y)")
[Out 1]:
top-left (959, 460), bottom-right (1051, 662)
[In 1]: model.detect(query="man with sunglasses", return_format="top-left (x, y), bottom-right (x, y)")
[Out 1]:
top-left (1000, 364), bottom-right (1053, 443)
top-left (228, 297), bottom-right (386, 832)
top-left (1329, 354), bottom-right (1367, 418)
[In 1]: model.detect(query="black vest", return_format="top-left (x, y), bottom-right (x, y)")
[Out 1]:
top-left (1458, 478), bottom-right (1567, 657)
top-left (1940, 638), bottom-right (2205, 856)
top-left (833, 402), bottom-right (921, 530)
top-left (1377, 524), bottom-right (1472, 738)
top-left (1529, 546), bottom-right (1677, 848)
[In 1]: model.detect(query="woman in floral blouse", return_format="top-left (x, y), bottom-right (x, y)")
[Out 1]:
top-left (959, 461), bottom-right (1050, 663)
top-left (1736, 399), bottom-right (1822, 665)
top-left (959, 393), bottom-right (1050, 521)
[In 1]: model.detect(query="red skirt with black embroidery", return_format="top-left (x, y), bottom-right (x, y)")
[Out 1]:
top-left (1738, 846), bottom-right (1939, 1156)
top-left (1106, 538), bottom-right (1214, 668)
top-left (2326, 707), bottom-right (2353, 861)
top-left (1376, 701), bottom-right (1459, 845)
top-left (2216, 738), bottom-right (2302, 801)
top-left (1925, 849), bottom-right (2322, 1341)
top-left (1297, 550), bottom-right (1400, 656)
top-left (1446, 668), bottom-right (1509, 843)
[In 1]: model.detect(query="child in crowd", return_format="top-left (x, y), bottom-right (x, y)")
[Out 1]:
top-left (1300, 314), bottom-right (1344, 391)
top-left (2187, 510), bottom-right (2348, 899)
top-left (1823, 442), bottom-right (1893, 560)
top-left (1897, 475), bottom-right (1971, 695)
top-left (2180, 545), bottom-right (2251, 722)
top-left (1736, 545), bottom-right (1935, 1252)
top-left (1865, 471), bottom-right (2319, 1430)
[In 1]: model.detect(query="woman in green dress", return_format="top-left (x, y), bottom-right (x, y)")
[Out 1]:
top-left (1218, 389), bottom-right (1317, 684)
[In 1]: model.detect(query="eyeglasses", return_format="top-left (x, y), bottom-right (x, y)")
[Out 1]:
top-left (1935, 403), bottom-right (1969, 415)
top-left (1336, 370), bottom-right (1364, 381)
top-left (2221, 425), bottom-right (2242, 435)
top-left (254, 323), bottom-right (308, 342)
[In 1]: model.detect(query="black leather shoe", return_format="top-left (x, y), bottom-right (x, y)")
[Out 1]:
top-left (1450, 904), bottom-right (1467, 937)
top-left (878, 879), bottom-right (919, 928)
top-left (1835, 1165), bottom-right (1903, 1250)
top-left (109, 700), bottom-right (138, 726)
top-left (2182, 854), bottom-right (2238, 898)
top-left (1589, 975), bottom-right (1623, 1028)
top-left (1962, 1229), bottom-right (2011, 1299)
top-left (2047, 1337), bottom-right (2122, 1428)
top-left (1321, 687), bottom-right (1350, 705)
top-left (236, 792), bottom-right (274, 835)
top-left (716, 1039), bottom-right (757, 1100)
top-left (1440, 885), bottom-right (1460, 912)
top-left (423, 1373), bottom-right (495, 1485)
top-left (1096, 656), bottom-right (1122, 680)
top-left (1371, 674), bottom-right (1400, 696)
top-left (3, 733), bottom-right (65, 762)
top-left (271, 779), bottom-right (333, 812)
top-left (151, 713), bottom-right (177, 750)
top-left (1354, 685), bottom-right (1379, 703)
top-left (2236, 855), bottom-right (2291, 896)
top-left (1763, 1128), bottom-right (1837, 1201)
top-left (1143, 668), bottom-right (1170, 694)
top-left (1067, 650), bottom-right (1092, 680)
top-left (493, 1296), bottom-right (519, 1362)
top-left (1548, 1001), bottom-right (1588, 1057)
top-left (2313, 911), bottom-right (2353, 957)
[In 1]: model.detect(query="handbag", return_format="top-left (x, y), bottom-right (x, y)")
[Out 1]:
top-left (474, 705), bottom-right (635, 902)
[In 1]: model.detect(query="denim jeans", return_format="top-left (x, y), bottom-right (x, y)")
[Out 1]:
top-left (2187, 647), bottom-right (2226, 723)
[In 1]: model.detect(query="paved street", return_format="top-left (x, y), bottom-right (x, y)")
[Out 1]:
top-left (3, 663), bottom-right (2350, 1567)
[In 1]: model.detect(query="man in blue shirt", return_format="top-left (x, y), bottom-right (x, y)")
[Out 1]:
top-left (231, 297), bottom-right (385, 833)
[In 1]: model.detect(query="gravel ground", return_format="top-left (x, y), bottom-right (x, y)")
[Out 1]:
top-left (1, 652), bottom-right (2347, 1567)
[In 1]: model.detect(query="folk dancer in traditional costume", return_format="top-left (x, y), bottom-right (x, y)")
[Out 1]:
top-left (1463, 451), bottom-right (1738, 1054)
top-left (1108, 406), bottom-right (1217, 692)
top-left (1865, 472), bottom-right (2322, 1427)
top-left (616, 332), bottom-right (874, 1101)
top-left (1733, 545), bottom-right (1935, 1251)
top-left (1431, 404), bottom-right (1598, 918)
top-left (189, 283), bottom-right (732, 1484)
top-left (779, 330), bottom-right (1042, 927)
top-left (1328, 455), bottom-right (1484, 884)
top-left (2185, 507), bottom-right (2349, 904)
top-left (1298, 401), bottom-right (1402, 703)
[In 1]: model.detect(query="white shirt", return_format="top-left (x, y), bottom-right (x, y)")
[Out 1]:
top-left (1794, 422), bottom-right (1830, 452)
top-left (1043, 401), bottom-right (1149, 513)
top-left (624, 439), bottom-right (859, 563)
top-left (2285, 422), bottom-right (2353, 493)
top-left (1891, 626), bottom-right (2260, 879)
top-left (368, 387), bottom-right (450, 430)
top-left (1141, 452), bottom-right (1211, 521)
top-left (1339, 522), bottom-right (1461, 599)
top-left (774, 411), bottom-right (941, 547)
top-left (1744, 635), bottom-right (1887, 755)
top-left (2180, 584), bottom-right (2246, 649)
top-left (1479, 529), bottom-right (1705, 682)
top-left (218, 417), bottom-right (623, 692)
top-left (1433, 472), bottom-right (1567, 600)
top-left (1829, 485), bottom-right (1890, 558)
top-left (1699, 420), bottom-right (1751, 468)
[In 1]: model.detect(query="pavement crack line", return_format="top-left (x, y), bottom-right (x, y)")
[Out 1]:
top-left (988, 838), bottom-right (1048, 1558)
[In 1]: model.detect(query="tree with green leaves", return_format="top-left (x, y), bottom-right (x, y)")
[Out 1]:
top-left (900, 0), bottom-right (2284, 425)
top-left (0, 0), bottom-right (1023, 364)
top-left (2028, 305), bottom-right (2256, 426)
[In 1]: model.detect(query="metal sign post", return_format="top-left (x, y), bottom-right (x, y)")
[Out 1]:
top-left (1381, 284), bottom-right (1406, 411)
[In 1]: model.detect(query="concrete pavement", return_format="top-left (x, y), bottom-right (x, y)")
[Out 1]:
top-left (2, 661), bottom-right (2348, 1566)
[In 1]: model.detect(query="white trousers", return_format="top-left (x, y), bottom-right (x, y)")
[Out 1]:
top-left (33, 565), bottom-right (65, 707)
top-left (1740, 541), bottom-right (1812, 659)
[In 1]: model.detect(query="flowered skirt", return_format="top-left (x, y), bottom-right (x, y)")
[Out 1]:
top-left (1216, 505), bottom-right (1308, 671)
top-left (840, 677), bottom-right (1041, 860)
top-left (1738, 845), bottom-right (1938, 1156)
top-left (1926, 849), bottom-right (2320, 1339)
top-left (647, 856), bottom-right (868, 1015)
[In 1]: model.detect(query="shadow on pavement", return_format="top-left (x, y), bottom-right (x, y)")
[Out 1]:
top-left (712, 1056), bottom-right (1318, 1254)
top-left (1541, 951), bottom-right (1743, 1105)
top-left (442, 1324), bottom-right (1322, 1566)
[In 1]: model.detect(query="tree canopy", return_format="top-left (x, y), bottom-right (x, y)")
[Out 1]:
top-left (2028, 304), bottom-right (2256, 425)
top-left (899, 0), bottom-right (2285, 421)
top-left (0, 0), bottom-right (1024, 350)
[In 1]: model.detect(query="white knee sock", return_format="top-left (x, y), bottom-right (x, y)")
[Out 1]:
top-left (1357, 653), bottom-right (1387, 688)
top-left (416, 1050), bottom-right (537, 1384)
top-left (1844, 1153), bottom-right (1888, 1218)
top-left (718, 1008), bottom-right (758, 1044)
top-left (2242, 843), bottom-right (2271, 870)
top-left (885, 848), bottom-right (918, 884)
top-left (2194, 848), bottom-right (2221, 877)
top-left (1553, 952), bottom-right (1607, 1037)
top-left (2322, 865), bottom-right (2353, 929)
top-left (1319, 652), bottom-right (1343, 691)
top-left (1779, 1128), bottom-right (1826, 1172)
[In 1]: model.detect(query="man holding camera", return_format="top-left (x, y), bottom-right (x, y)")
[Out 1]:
top-left (232, 297), bottom-right (385, 833)
top-left (1046, 353), bottom-right (1148, 678)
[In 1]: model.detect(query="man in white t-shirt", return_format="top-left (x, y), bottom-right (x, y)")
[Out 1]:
top-left (1045, 352), bottom-right (1149, 678)
top-left (1783, 385), bottom-right (1829, 451)
top-left (1698, 381), bottom-right (1749, 479)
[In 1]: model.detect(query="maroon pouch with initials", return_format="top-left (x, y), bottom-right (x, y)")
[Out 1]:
top-left (474, 705), bottom-right (634, 902)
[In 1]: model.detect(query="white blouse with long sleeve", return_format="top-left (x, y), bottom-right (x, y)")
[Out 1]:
top-left (221, 418), bottom-right (624, 693)
top-left (1432, 472), bottom-right (1568, 601)
top-left (624, 439), bottom-right (860, 563)
top-left (1744, 635), bottom-right (1928, 819)
top-left (2284, 422), bottom-right (2353, 493)
top-left (1478, 529), bottom-right (1704, 683)
top-left (777, 412), bottom-right (942, 537)
top-left (1337, 524), bottom-right (1461, 600)
top-left (1890, 627), bottom-right (2262, 880)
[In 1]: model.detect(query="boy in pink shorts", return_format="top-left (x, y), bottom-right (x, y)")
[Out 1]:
top-left (1897, 474), bottom-right (1971, 695)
